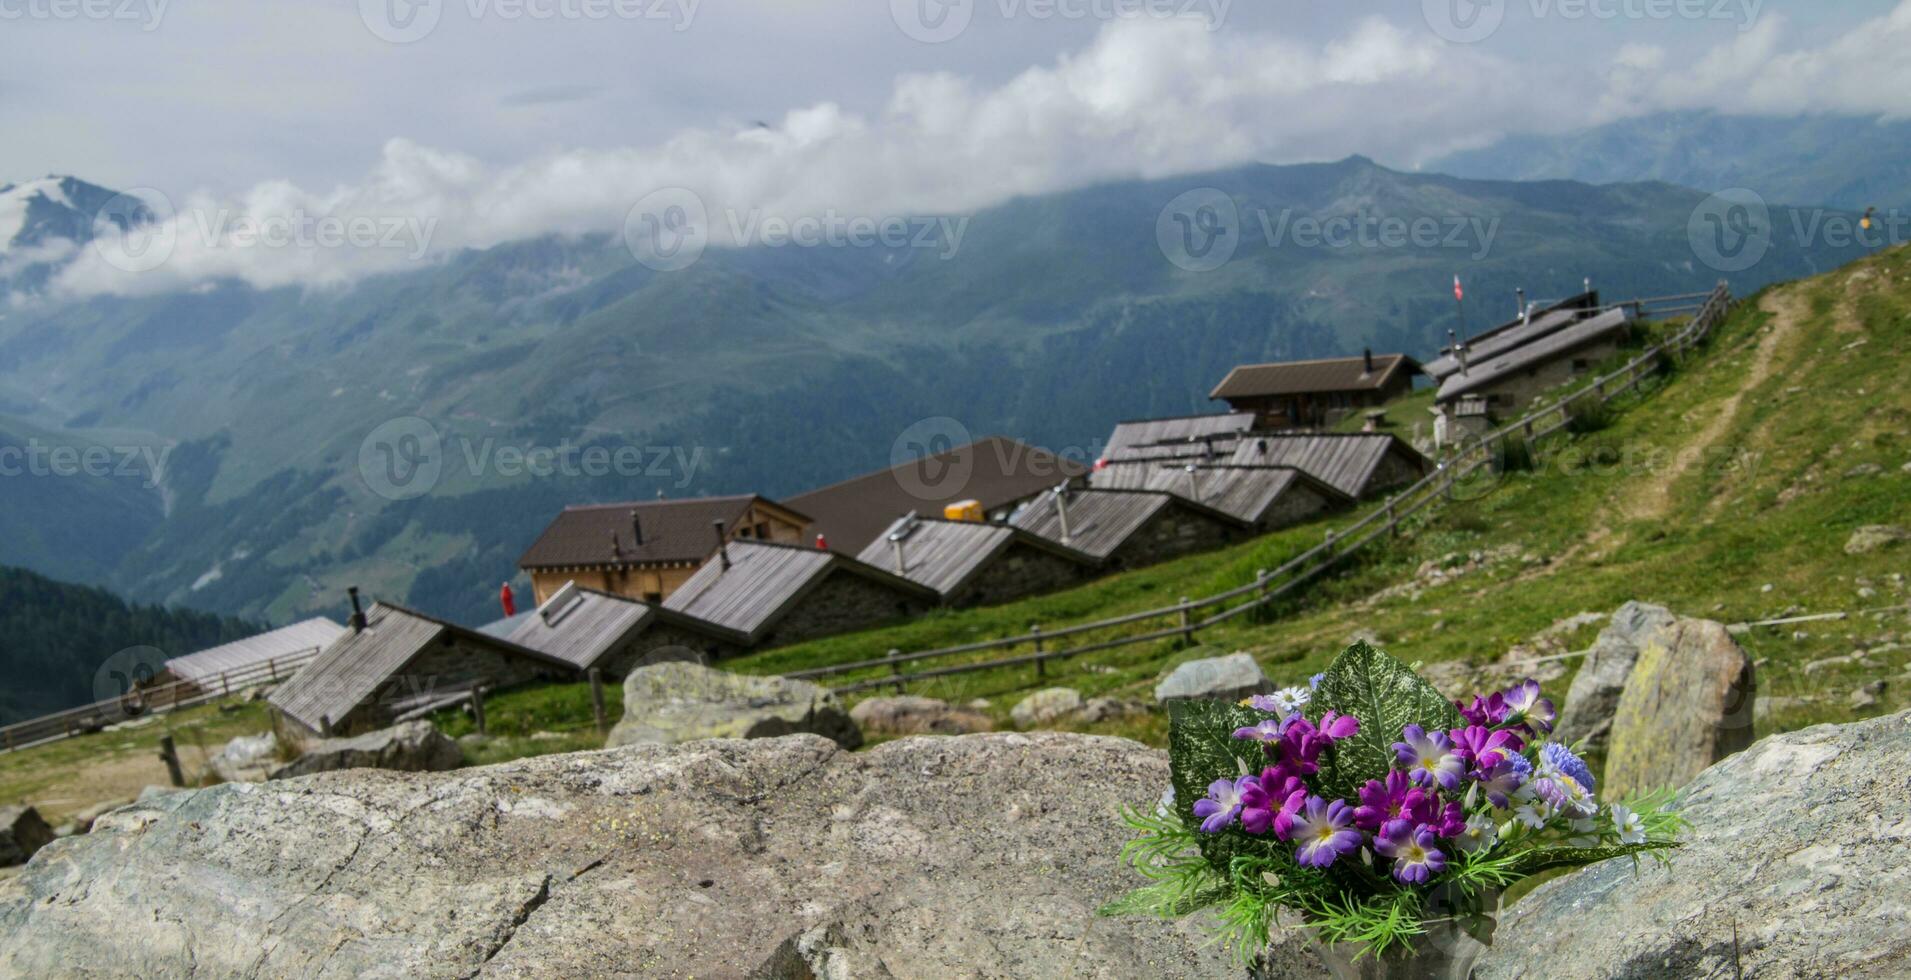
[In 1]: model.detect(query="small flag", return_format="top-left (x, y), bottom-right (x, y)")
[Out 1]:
top-left (1453, 276), bottom-right (1464, 303)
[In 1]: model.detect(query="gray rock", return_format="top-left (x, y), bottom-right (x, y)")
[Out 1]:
top-left (1479, 710), bottom-right (1911, 980)
top-left (606, 661), bottom-right (860, 750)
top-left (1603, 610), bottom-right (1757, 800)
top-left (0, 808), bottom-right (53, 868)
top-left (0, 733), bottom-right (1234, 978)
top-left (69, 797), bottom-right (134, 834)
top-left (1851, 679), bottom-right (1887, 709)
top-left (1845, 524), bottom-right (1909, 555)
top-left (269, 720), bottom-right (462, 780)
top-left (208, 732), bottom-right (280, 784)
top-left (1154, 652), bottom-right (1270, 705)
top-left (1555, 602), bottom-right (1679, 757)
top-left (848, 696), bottom-right (993, 735)
top-left (1843, 462), bottom-right (1884, 478)
top-left (1079, 697), bottom-right (1150, 724)
top-left (1010, 687), bottom-right (1084, 728)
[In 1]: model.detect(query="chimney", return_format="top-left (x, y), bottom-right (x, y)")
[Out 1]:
top-left (630, 509), bottom-right (643, 547)
top-left (1515, 287), bottom-right (1525, 320)
top-left (712, 519), bottom-right (731, 570)
top-left (1583, 277), bottom-right (1592, 296)
top-left (1183, 463), bottom-right (1202, 502)
top-left (347, 586), bottom-right (367, 632)
top-left (1363, 347), bottom-right (1374, 374)
top-left (1052, 485), bottom-right (1072, 542)
top-left (610, 531), bottom-right (622, 560)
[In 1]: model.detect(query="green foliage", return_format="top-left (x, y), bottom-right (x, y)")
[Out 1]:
top-left (1564, 397), bottom-right (1613, 434)
top-left (1311, 641), bottom-right (1463, 801)
top-left (1167, 698), bottom-right (1273, 870)
top-left (1497, 432), bottom-right (1535, 473)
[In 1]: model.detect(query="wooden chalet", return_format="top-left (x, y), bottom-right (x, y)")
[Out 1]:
top-left (661, 540), bottom-right (938, 648)
top-left (1209, 350), bottom-right (1420, 429)
top-left (1088, 461), bottom-right (1352, 531)
top-left (269, 596), bottom-right (575, 739)
top-left (1009, 487), bottom-right (1244, 570)
top-left (1101, 412), bottom-right (1255, 464)
top-left (504, 582), bottom-right (746, 679)
top-left (1435, 307), bottom-right (1636, 412)
top-left (857, 513), bottom-right (1096, 607)
top-left (789, 436), bottom-right (1088, 556)
top-left (517, 495), bottom-right (811, 606)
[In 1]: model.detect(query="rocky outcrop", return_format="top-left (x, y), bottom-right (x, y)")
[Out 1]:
top-left (1845, 524), bottom-right (1908, 555)
top-left (1010, 687), bottom-right (1084, 728)
top-left (269, 721), bottom-right (462, 779)
top-left (1154, 652), bottom-right (1269, 704)
top-left (209, 732), bottom-right (280, 784)
top-left (848, 696), bottom-right (993, 735)
top-left (1479, 710), bottom-right (1911, 980)
top-left (0, 808), bottom-right (52, 868)
top-left (0, 733), bottom-right (1232, 978)
top-left (606, 662), bottom-right (861, 749)
top-left (1603, 612), bottom-right (1756, 799)
top-left (1555, 602), bottom-right (1680, 757)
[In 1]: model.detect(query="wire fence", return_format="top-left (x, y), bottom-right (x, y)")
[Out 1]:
top-left (788, 283), bottom-right (1736, 696)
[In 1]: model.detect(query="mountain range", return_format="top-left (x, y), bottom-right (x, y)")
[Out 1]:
top-left (0, 154), bottom-right (1876, 627)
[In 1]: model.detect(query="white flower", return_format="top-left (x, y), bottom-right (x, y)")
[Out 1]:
top-left (1514, 803), bottom-right (1549, 830)
top-left (1272, 686), bottom-right (1310, 715)
top-left (1456, 813), bottom-right (1498, 853)
top-left (1568, 816), bottom-right (1599, 847)
top-left (1611, 804), bottom-right (1647, 845)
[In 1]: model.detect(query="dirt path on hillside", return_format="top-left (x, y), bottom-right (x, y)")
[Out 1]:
top-left (1613, 287), bottom-right (1803, 525)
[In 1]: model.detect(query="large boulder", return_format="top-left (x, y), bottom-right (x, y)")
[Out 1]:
top-left (209, 732), bottom-right (281, 784)
top-left (607, 661), bottom-right (861, 750)
top-left (1154, 652), bottom-right (1270, 704)
top-left (1554, 601), bottom-right (1680, 757)
top-left (269, 721), bottom-right (462, 780)
top-left (849, 696), bottom-right (993, 735)
top-left (1479, 710), bottom-right (1911, 979)
top-left (0, 733), bottom-right (1232, 978)
top-left (0, 808), bottom-right (53, 868)
top-left (1603, 613), bottom-right (1757, 799)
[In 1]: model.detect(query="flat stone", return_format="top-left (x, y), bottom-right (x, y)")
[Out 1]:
top-left (1154, 652), bottom-right (1270, 705)
top-left (849, 696), bottom-right (993, 735)
top-left (606, 661), bottom-right (860, 750)
top-left (270, 720), bottom-right (463, 779)
top-left (208, 732), bottom-right (280, 784)
top-left (1845, 525), bottom-right (1909, 555)
top-left (1010, 688), bottom-right (1084, 728)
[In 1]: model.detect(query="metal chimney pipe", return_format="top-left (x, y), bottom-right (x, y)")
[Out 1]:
top-left (891, 537), bottom-right (906, 574)
top-left (1363, 347), bottom-right (1374, 373)
top-left (610, 531), bottom-right (622, 560)
top-left (1184, 463), bottom-right (1202, 502)
top-left (712, 519), bottom-right (731, 570)
top-left (630, 509), bottom-right (643, 546)
top-left (1516, 287), bottom-right (1525, 319)
top-left (347, 586), bottom-right (367, 632)
top-left (1053, 486), bottom-right (1072, 542)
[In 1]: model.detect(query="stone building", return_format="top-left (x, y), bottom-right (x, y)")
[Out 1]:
top-left (662, 540), bottom-right (938, 649)
top-left (857, 514), bottom-right (1097, 608)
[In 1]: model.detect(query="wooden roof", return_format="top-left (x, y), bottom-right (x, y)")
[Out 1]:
top-left (789, 436), bottom-right (1088, 556)
top-left (1425, 308), bottom-right (1584, 382)
top-left (855, 515), bottom-right (1094, 597)
top-left (1102, 412), bottom-right (1254, 463)
top-left (506, 585), bottom-right (743, 669)
top-left (517, 495), bottom-right (809, 571)
top-left (268, 602), bottom-right (571, 732)
top-left (1209, 354), bottom-right (1420, 401)
top-left (1437, 307), bottom-right (1635, 402)
top-left (1089, 462), bottom-right (1351, 524)
top-left (661, 540), bottom-right (935, 641)
top-left (1223, 433), bottom-right (1427, 499)
top-left (163, 618), bottom-right (345, 685)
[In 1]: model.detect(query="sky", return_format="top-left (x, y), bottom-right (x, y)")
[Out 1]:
top-left (4, 0), bottom-right (1909, 294)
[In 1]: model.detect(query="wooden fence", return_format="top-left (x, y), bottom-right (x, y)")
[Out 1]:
top-left (0, 646), bottom-right (323, 755)
top-left (787, 283), bottom-right (1736, 695)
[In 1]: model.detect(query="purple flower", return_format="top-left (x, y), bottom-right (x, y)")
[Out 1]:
top-left (1289, 796), bottom-right (1363, 868)
top-left (1271, 712), bottom-right (1358, 775)
top-left (1435, 800), bottom-right (1467, 839)
top-left (1456, 692), bottom-right (1510, 728)
top-left (1240, 767), bottom-right (1307, 838)
top-left (1528, 743), bottom-right (1598, 817)
top-left (1352, 771), bottom-right (1432, 831)
top-left (1233, 718), bottom-right (1288, 743)
top-left (1192, 775), bottom-right (1258, 833)
top-left (1502, 679), bottom-right (1557, 734)
top-left (1309, 673), bottom-right (1326, 690)
top-left (1374, 820), bottom-right (1448, 884)
top-left (1450, 725), bottom-right (1524, 774)
top-left (1394, 724), bottom-right (1464, 790)
top-left (1540, 742), bottom-right (1597, 794)
top-left (1479, 753), bottom-right (1531, 808)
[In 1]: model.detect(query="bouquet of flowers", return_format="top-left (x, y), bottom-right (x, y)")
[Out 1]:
top-left (1104, 642), bottom-right (1684, 968)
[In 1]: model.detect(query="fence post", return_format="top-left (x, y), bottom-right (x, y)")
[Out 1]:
top-left (471, 688), bottom-right (487, 736)
top-left (222, 672), bottom-right (232, 698)
top-left (3, 727), bottom-right (12, 753)
top-left (1257, 569), bottom-right (1270, 600)
top-left (589, 669), bottom-right (608, 736)
top-left (268, 658), bottom-right (278, 683)
top-left (1179, 598), bottom-right (1194, 645)
top-left (158, 734), bottom-right (185, 787)
top-left (887, 649), bottom-right (905, 695)
top-left (1031, 625), bottom-right (1046, 679)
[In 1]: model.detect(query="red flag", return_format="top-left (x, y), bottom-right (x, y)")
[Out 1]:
top-left (1453, 276), bottom-right (1464, 303)
top-left (500, 583), bottom-right (516, 618)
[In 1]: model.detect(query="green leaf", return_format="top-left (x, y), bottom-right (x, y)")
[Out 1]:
top-left (1167, 698), bottom-right (1269, 870)
top-left (1502, 840), bottom-right (1680, 878)
top-left (1311, 641), bottom-right (1464, 801)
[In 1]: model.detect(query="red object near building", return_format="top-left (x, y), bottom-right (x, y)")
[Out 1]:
top-left (500, 582), bottom-right (517, 618)
top-left (815, 533), bottom-right (829, 550)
